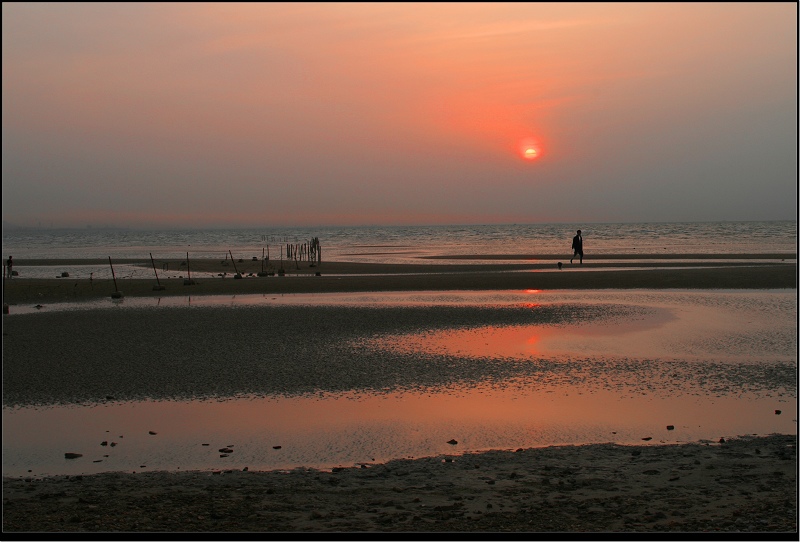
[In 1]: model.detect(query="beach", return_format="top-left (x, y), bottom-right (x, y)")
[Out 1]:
top-left (3, 255), bottom-right (796, 305)
top-left (2, 434), bottom-right (796, 534)
top-left (2, 256), bottom-right (797, 535)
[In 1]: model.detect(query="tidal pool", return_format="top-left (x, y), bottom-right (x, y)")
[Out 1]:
top-left (3, 289), bottom-right (796, 477)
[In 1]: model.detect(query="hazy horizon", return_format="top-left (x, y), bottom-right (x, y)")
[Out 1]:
top-left (3, 3), bottom-right (797, 229)
top-left (3, 218), bottom-right (796, 234)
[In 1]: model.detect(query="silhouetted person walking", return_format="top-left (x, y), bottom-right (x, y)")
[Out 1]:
top-left (5, 256), bottom-right (12, 278)
top-left (570, 230), bottom-right (583, 264)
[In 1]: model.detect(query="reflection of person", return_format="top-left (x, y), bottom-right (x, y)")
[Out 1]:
top-left (5, 256), bottom-right (12, 278)
top-left (570, 230), bottom-right (583, 264)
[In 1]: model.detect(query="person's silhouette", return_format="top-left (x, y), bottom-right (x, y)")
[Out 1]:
top-left (570, 230), bottom-right (583, 264)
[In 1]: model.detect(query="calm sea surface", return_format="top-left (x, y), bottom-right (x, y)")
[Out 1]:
top-left (3, 221), bottom-right (797, 262)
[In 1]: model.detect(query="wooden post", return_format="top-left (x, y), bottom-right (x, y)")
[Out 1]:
top-left (150, 253), bottom-right (165, 290)
top-left (258, 247), bottom-right (269, 277)
top-left (109, 257), bottom-right (123, 298)
top-left (184, 252), bottom-right (195, 285)
top-left (229, 250), bottom-right (242, 278)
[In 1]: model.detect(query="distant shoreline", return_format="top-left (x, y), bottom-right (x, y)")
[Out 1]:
top-left (9, 252), bottom-right (797, 267)
top-left (420, 253), bottom-right (796, 260)
top-left (3, 258), bottom-right (795, 305)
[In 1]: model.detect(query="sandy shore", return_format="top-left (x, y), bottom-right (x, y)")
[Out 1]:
top-left (3, 257), bottom-right (797, 535)
top-left (2, 434), bottom-right (796, 534)
top-left (2, 256), bottom-right (796, 306)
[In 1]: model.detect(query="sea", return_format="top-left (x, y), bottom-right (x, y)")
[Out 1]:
top-left (2, 221), bottom-right (797, 280)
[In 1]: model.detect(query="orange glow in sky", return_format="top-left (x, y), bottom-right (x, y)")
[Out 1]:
top-left (1, 3), bottom-right (796, 228)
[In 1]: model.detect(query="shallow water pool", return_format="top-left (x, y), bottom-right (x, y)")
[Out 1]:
top-left (3, 289), bottom-right (796, 477)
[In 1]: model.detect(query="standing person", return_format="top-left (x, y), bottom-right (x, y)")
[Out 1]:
top-left (5, 256), bottom-right (12, 278)
top-left (570, 230), bottom-right (583, 264)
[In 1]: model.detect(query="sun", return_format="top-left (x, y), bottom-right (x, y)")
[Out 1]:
top-left (518, 138), bottom-right (542, 160)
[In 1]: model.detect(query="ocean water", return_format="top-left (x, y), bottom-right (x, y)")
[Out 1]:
top-left (3, 220), bottom-right (797, 263)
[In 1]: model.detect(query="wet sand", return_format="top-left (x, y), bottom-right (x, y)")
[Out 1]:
top-left (2, 257), bottom-right (797, 535)
top-left (2, 434), bottom-right (796, 533)
top-left (2, 256), bottom-right (796, 306)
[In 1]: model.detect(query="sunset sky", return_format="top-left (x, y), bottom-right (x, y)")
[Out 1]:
top-left (2, 2), bottom-right (797, 228)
